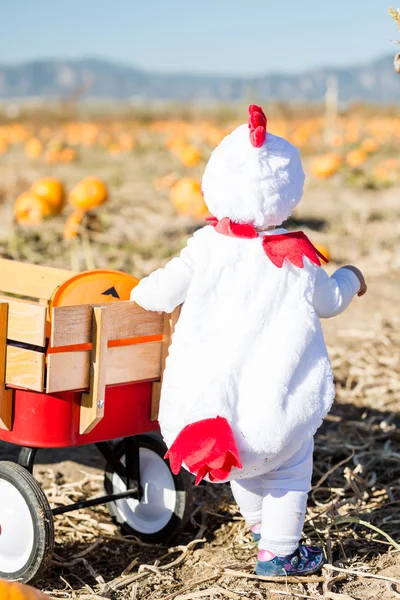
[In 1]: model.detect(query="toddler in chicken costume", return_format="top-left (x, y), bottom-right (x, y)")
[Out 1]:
top-left (131, 105), bottom-right (366, 576)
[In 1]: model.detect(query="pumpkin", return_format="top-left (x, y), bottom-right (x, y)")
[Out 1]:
top-left (360, 138), bottom-right (379, 154)
top-left (169, 177), bottom-right (209, 219)
top-left (59, 147), bottom-right (77, 163)
top-left (44, 149), bottom-right (60, 163)
top-left (0, 580), bottom-right (50, 599)
top-left (119, 133), bottom-right (135, 151)
top-left (313, 242), bottom-right (331, 262)
top-left (30, 178), bottom-right (65, 215)
top-left (24, 138), bottom-right (43, 159)
top-left (346, 148), bottom-right (367, 168)
top-left (172, 143), bottom-right (201, 167)
top-left (0, 138), bottom-right (8, 154)
top-left (39, 126), bottom-right (53, 140)
top-left (14, 191), bottom-right (52, 225)
top-left (330, 133), bottom-right (344, 148)
top-left (310, 153), bottom-right (343, 179)
top-left (47, 139), bottom-right (64, 153)
top-left (380, 157), bottom-right (399, 170)
top-left (108, 142), bottom-right (122, 156)
top-left (64, 211), bottom-right (84, 240)
top-left (154, 173), bottom-right (178, 190)
top-left (372, 166), bottom-right (391, 183)
top-left (50, 270), bottom-right (139, 311)
top-left (68, 177), bottom-right (108, 212)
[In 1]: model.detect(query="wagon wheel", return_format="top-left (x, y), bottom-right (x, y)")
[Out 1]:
top-left (104, 435), bottom-right (192, 542)
top-left (0, 462), bottom-right (54, 583)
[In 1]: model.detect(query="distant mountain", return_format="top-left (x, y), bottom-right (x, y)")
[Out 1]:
top-left (0, 55), bottom-right (398, 103)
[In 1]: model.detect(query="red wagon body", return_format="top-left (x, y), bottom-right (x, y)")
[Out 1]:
top-left (0, 382), bottom-right (158, 449)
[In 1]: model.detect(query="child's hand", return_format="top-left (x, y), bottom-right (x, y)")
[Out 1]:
top-left (342, 265), bottom-right (367, 297)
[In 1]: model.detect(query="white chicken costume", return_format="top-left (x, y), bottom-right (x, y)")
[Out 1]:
top-left (131, 106), bottom-right (361, 491)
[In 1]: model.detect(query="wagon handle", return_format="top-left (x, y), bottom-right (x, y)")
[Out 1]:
top-left (79, 305), bottom-right (109, 435)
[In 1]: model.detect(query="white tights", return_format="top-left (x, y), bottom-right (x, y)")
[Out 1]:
top-left (230, 439), bottom-right (314, 556)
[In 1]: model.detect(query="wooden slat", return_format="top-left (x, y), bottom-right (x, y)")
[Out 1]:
top-left (0, 304), bottom-right (13, 430)
top-left (80, 307), bottom-right (108, 435)
top-left (46, 341), bottom-right (163, 393)
top-left (0, 296), bottom-right (47, 346)
top-left (151, 305), bottom-right (182, 421)
top-left (5, 346), bottom-right (45, 392)
top-left (0, 258), bottom-right (74, 301)
top-left (51, 301), bottom-right (163, 347)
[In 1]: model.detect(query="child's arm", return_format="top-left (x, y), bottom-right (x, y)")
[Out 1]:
top-left (131, 245), bottom-right (194, 313)
top-left (313, 265), bottom-right (366, 319)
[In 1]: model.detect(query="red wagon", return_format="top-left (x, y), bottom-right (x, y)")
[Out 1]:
top-left (0, 259), bottom-right (190, 583)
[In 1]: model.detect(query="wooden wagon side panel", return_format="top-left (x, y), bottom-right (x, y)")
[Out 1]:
top-left (0, 296), bottom-right (47, 346)
top-left (47, 301), bottom-right (178, 434)
top-left (6, 347), bottom-right (46, 392)
top-left (50, 301), bottom-right (163, 347)
top-left (46, 342), bottom-right (163, 393)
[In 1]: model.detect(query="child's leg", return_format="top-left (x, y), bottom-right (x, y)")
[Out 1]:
top-left (259, 438), bottom-right (314, 557)
top-left (259, 489), bottom-right (308, 556)
top-left (230, 476), bottom-right (264, 534)
top-left (255, 438), bottom-right (324, 576)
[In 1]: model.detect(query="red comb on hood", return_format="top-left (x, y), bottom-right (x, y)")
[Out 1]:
top-left (248, 104), bottom-right (267, 148)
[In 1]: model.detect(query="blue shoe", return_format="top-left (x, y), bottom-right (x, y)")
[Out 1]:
top-left (255, 544), bottom-right (325, 577)
top-left (252, 531), bottom-right (261, 543)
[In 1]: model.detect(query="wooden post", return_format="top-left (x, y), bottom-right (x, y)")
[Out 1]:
top-left (0, 303), bottom-right (13, 430)
top-left (151, 305), bottom-right (182, 421)
top-left (79, 306), bottom-right (109, 434)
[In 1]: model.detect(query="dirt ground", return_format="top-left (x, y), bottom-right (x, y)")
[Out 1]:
top-left (0, 143), bottom-right (399, 599)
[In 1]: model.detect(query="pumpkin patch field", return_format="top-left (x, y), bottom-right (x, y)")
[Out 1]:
top-left (0, 106), bottom-right (399, 600)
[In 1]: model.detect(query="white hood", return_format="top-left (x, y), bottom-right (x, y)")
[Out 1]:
top-left (202, 122), bottom-right (305, 229)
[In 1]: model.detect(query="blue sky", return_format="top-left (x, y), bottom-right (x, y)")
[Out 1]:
top-left (1, 0), bottom-right (395, 75)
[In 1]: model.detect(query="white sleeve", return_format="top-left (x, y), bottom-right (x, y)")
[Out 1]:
top-left (130, 244), bottom-right (194, 313)
top-left (313, 267), bottom-right (361, 319)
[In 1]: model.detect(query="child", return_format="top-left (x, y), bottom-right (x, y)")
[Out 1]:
top-left (131, 105), bottom-right (366, 576)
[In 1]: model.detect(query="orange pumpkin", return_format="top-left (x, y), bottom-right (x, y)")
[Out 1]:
top-left (63, 211), bottom-right (84, 240)
top-left (310, 153), bottom-right (343, 179)
top-left (172, 143), bottom-right (201, 167)
top-left (30, 178), bottom-right (65, 215)
top-left (0, 138), bottom-right (8, 154)
top-left (59, 147), bottom-right (77, 163)
top-left (39, 126), bottom-right (53, 140)
top-left (108, 142), bottom-right (122, 156)
top-left (169, 177), bottom-right (209, 219)
top-left (50, 270), bottom-right (139, 312)
top-left (119, 133), bottom-right (135, 151)
top-left (0, 580), bottom-right (49, 599)
top-left (361, 137), bottom-right (379, 154)
top-left (24, 138), bottom-right (43, 159)
top-left (330, 133), bottom-right (344, 148)
top-left (346, 148), bottom-right (367, 168)
top-left (313, 242), bottom-right (331, 262)
top-left (154, 173), bottom-right (178, 190)
top-left (380, 157), bottom-right (399, 170)
top-left (14, 191), bottom-right (52, 226)
top-left (68, 177), bottom-right (108, 211)
top-left (44, 149), bottom-right (61, 163)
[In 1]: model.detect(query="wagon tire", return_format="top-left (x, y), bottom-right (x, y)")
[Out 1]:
top-left (104, 435), bottom-right (192, 543)
top-left (0, 461), bottom-right (54, 583)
